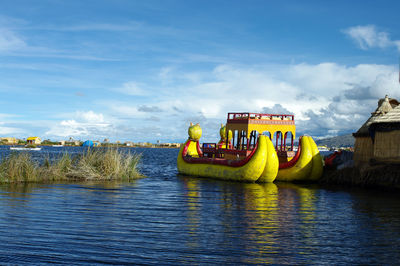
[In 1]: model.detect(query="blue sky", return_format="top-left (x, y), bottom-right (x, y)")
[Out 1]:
top-left (1, 0), bottom-right (400, 143)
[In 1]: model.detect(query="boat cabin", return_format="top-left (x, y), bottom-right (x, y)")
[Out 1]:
top-left (202, 112), bottom-right (296, 162)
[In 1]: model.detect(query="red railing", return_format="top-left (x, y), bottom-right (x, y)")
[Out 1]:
top-left (227, 112), bottom-right (294, 122)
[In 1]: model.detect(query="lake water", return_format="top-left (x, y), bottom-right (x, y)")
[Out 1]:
top-left (0, 146), bottom-right (399, 264)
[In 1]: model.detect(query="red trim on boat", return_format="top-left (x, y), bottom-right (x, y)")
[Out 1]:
top-left (182, 139), bottom-right (259, 167)
top-left (279, 136), bottom-right (302, 169)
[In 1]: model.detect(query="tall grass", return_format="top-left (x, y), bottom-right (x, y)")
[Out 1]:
top-left (0, 148), bottom-right (142, 183)
top-left (0, 153), bottom-right (39, 182)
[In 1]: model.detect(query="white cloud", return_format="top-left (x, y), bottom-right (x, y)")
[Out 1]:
top-left (45, 111), bottom-right (113, 139)
top-left (0, 125), bottom-right (23, 135)
top-left (343, 25), bottom-right (400, 51)
top-left (77, 110), bottom-right (105, 123)
top-left (113, 82), bottom-right (147, 96)
top-left (0, 28), bottom-right (26, 52)
top-left (0, 120), bottom-right (24, 135)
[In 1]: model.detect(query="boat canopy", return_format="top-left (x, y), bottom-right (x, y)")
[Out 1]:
top-left (225, 112), bottom-right (296, 151)
top-left (226, 112), bottom-right (295, 138)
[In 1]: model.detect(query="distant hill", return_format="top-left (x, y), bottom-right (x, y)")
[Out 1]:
top-left (315, 134), bottom-right (354, 148)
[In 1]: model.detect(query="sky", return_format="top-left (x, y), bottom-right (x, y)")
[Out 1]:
top-left (0, 0), bottom-right (400, 143)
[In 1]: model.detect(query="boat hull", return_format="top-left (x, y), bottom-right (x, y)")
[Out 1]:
top-left (276, 136), bottom-right (323, 181)
top-left (177, 135), bottom-right (278, 182)
top-left (177, 135), bottom-right (323, 183)
top-left (258, 136), bottom-right (279, 182)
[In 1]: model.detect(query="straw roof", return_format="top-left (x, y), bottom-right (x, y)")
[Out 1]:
top-left (370, 96), bottom-right (400, 124)
top-left (353, 95), bottom-right (400, 137)
top-left (353, 119), bottom-right (372, 136)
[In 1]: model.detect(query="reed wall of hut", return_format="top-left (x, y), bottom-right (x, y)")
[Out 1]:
top-left (353, 136), bottom-right (374, 166)
top-left (373, 131), bottom-right (400, 162)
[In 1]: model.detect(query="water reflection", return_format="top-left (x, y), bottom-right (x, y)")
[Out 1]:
top-left (241, 183), bottom-right (279, 264)
top-left (0, 181), bottom-right (138, 210)
top-left (0, 145), bottom-right (399, 264)
top-left (182, 178), bottom-right (201, 248)
top-left (0, 182), bottom-right (40, 198)
top-left (179, 176), bottom-right (321, 264)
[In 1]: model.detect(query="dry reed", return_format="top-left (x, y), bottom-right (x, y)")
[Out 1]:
top-left (0, 148), bottom-right (142, 183)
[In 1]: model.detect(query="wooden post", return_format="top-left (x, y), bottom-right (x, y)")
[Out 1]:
top-left (291, 134), bottom-right (294, 151)
top-left (284, 132), bottom-right (287, 151)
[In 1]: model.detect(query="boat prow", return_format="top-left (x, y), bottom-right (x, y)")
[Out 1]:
top-left (276, 136), bottom-right (323, 181)
top-left (177, 135), bottom-right (279, 182)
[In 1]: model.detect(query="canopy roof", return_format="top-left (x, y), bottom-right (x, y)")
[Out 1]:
top-left (27, 136), bottom-right (41, 140)
top-left (225, 112), bottom-right (296, 139)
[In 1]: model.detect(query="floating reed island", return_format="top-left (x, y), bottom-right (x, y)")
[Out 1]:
top-left (320, 164), bottom-right (400, 189)
top-left (0, 148), bottom-right (142, 183)
top-left (320, 95), bottom-right (400, 189)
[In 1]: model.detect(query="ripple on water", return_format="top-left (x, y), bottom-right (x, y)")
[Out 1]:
top-left (0, 147), bottom-right (399, 264)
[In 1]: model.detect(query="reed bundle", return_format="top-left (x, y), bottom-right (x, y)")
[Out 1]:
top-left (0, 148), bottom-right (142, 183)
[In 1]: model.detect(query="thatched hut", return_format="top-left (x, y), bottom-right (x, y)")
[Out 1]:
top-left (353, 95), bottom-right (400, 166)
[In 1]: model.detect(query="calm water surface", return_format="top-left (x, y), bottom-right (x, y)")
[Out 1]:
top-left (0, 146), bottom-right (399, 264)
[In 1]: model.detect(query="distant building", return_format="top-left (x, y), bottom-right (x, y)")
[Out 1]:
top-left (26, 136), bottom-right (42, 145)
top-left (158, 142), bottom-right (181, 148)
top-left (125, 141), bottom-right (134, 147)
top-left (353, 95), bottom-right (400, 166)
top-left (93, 141), bottom-right (101, 147)
top-left (0, 137), bottom-right (17, 144)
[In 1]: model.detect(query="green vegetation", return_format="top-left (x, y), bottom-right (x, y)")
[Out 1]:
top-left (0, 148), bottom-right (142, 183)
top-left (41, 139), bottom-right (59, 145)
top-left (25, 144), bottom-right (37, 148)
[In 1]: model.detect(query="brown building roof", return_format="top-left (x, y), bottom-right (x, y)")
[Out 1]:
top-left (353, 95), bottom-right (400, 137)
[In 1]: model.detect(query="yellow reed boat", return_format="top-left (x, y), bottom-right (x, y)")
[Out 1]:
top-left (177, 112), bottom-right (323, 182)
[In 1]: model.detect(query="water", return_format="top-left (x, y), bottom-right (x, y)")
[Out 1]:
top-left (0, 146), bottom-right (399, 264)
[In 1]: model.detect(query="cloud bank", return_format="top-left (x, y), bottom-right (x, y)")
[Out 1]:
top-left (84, 62), bottom-right (399, 141)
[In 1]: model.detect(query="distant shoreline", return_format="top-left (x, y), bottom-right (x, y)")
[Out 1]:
top-left (0, 143), bottom-right (181, 149)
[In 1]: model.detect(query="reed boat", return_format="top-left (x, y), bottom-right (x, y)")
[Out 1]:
top-left (177, 112), bottom-right (323, 182)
